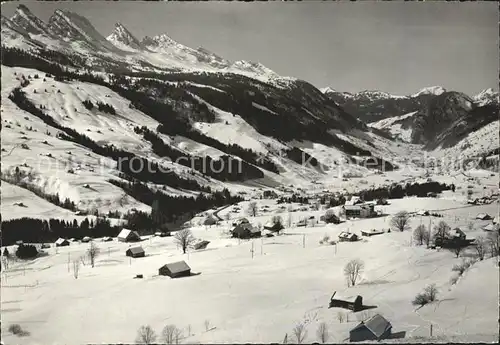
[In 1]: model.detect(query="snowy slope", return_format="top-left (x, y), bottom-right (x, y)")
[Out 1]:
top-left (1, 197), bottom-right (498, 344)
top-left (369, 112), bottom-right (418, 143)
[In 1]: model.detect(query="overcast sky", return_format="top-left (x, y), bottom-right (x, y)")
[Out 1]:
top-left (2, 1), bottom-right (498, 95)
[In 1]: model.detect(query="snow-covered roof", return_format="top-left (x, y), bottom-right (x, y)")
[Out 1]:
top-left (482, 223), bottom-right (500, 232)
top-left (55, 238), bottom-right (68, 244)
top-left (476, 213), bottom-right (491, 219)
top-left (161, 261), bottom-right (191, 275)
top-left (331, 291), bottom-right (361, 303)
top-left (126, 246), bottom-right (144, 255)
top-left (362, 229), bottom-right (384, 235)
top-left (118, 228), bottom-right (140, 239)
top-left (339, 231), bottom-right (357, 239)
top-left (345, 196), bottom-right (361, 206)
top-left (351, 314), bottom-right (392, 338)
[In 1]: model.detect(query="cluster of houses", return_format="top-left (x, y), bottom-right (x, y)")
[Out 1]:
top-left (342, 196), bottom-right (377, 219)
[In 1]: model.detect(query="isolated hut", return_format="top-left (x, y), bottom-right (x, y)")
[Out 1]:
top-left (81, 236), bottom-right (91, 243)
top-left (338, 231), bottom-right (358, 242)
top-left (55, 238), bottom-right (70, 247)
top-left (194, 240), bottom-right (210, 250)
top-left (329, 291), bottom-right (363, 312)
top-left (416, 210), bottom-right (430, 216)
top-left (158, 261), bottom-right (191, 278)
top-left (231, 224), bottom-right (261, 239)
top-left (117, 229), bottom-right (141, 242)
top-left (476, 213), bottom-right (492, 221)
top-left (349, 314), bottom-right (392, 342)
top-left (125, 246), bottom-right (145, 258)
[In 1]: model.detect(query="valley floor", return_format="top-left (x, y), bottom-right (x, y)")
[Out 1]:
top-left (1, 197), bottom-right (498, 344)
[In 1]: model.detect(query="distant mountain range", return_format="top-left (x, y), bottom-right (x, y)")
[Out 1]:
top-left (1, 4), bottom-right (498, 184)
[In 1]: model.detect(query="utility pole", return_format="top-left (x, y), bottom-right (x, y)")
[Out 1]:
top-left (251, 241), bottom-right (254, 259)
top-left (430, 323), bottom-right (433, 337)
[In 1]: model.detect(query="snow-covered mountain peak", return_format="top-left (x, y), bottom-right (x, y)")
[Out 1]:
top-left (141, 33), bottom-right (181, 50)
top-left (320, 87), bottom-right (336, 94)
top-left (10, 4), bottom-right (51, 36)
top-left (356, 90), bottom-right (407, 100)
top-left (473, 88), bottom-right (498, 106)
top-left (107, 22), bottom-right (142, 50)
top-left (412, 86), bottom-right (446, 97)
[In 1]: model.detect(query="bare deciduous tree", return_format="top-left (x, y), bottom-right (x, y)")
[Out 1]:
top-left (316, 322), bottom-right (329, 343)
top-left (390, 211), bottom-right (411, 232)
top-left (449, 243), bottom-right (465, 258)
top-left (136, 325), bottom-right (157, 344)
top-left (292, 323), bottom-right (307, 344)
top-left (487, 232), bottom-right (500, 257)
top-left (474, 236), bottom-right (487, 260)
top-left (174, 229), bottom-right (196, 254)
top-left (247, 201), bottom-right (258, 217)
top-left (413, 224), bottom-right (427, 245)
top-left (162, 324), bottom-right (183, 344)
top-left (87, 241), bottom-right (100, 268)
top-left (73, 259), bottom-right (80, 279)
top-left (283, 333), bottom-right (288, 344)
top-left (344, 259), bottom-right (364, 287)
top-left (433, 221), bottom-right (451, 244)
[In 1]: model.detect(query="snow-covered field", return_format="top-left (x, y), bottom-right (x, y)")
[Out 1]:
top-left (2, 195), bottom-right (498, 344)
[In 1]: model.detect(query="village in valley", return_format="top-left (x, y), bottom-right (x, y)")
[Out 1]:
top-left (2, 167), bottom-right (499, 344)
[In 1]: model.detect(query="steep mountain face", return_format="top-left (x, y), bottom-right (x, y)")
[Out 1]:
top-left (368, 91), bottom-right (498, 150)
top-left (47, 9), bottom-right (120, 52)
top-left (473, 88), bottom-right (499, 107)
top-left (10, 4), bottom-right (52, 36)
top-left (107, 22), bottom-right (143, 51)
top-left (411, 91), bottom-right (474, 145)
top-left (322, 87), bottom-right (437, 123)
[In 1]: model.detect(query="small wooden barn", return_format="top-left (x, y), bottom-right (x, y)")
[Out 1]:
top-left (338, 231), bottom-right (359, 242)
top-left (194, 240), bottom-right (210, 250)
top-left (117, 229), bottom-right (141, 242)
top-left (329, 291), bottom-right (363, 312)
top-left (125, 246), bottom-right (145, 258)
top-left (231, 224), bottom-right (261, 239)
top-left (349, 314), bottom-right (392, 342)
top-left (159, 261), bottom-right (191, 278)
top-left (55, 238), bottom-right (70, 247)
